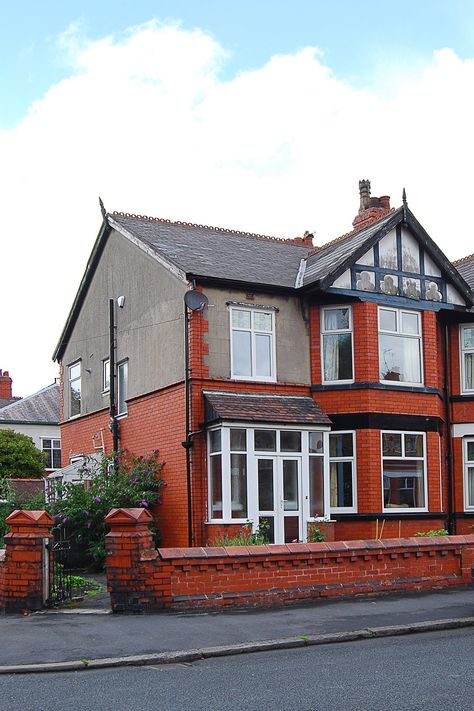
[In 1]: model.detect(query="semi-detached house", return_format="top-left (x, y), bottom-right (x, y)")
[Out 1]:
top-left (53, 181), bottom-right (474, 547)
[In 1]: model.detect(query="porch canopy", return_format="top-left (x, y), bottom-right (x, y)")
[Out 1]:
top-left (203, 391), bottom-right (331, 426)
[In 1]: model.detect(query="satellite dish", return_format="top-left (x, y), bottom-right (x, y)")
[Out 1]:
top-left (184, 289), bottom-right (209, 312)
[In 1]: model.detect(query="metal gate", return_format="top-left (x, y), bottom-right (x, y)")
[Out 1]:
top-left (46, 527), bottom-right (72, 606)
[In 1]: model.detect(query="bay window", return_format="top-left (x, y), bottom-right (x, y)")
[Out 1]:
top-left (382, 431), bottom-right (427, 511)
top-left (230, 307), bottom-right (275, 381)
top-left (379, 307), bottom-right (422, 385)
top-left (460, 325), bottom-right (474, 394)
top-left (463, 438), bottom-right (474, 510)
top-left (321, 306), bottom-right (353, 383)
top-left (329, 431), bottom-right (356, 512)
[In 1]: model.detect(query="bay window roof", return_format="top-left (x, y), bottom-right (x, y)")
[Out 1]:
top-left (203, 391), bottom-right (331, 426)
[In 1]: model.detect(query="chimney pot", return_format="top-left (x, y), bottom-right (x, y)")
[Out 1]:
top-left (379, 195), bottom-right (390, 209)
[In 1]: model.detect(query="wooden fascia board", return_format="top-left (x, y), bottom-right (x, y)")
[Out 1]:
top-left (188, 273), bottom-right (297, 296)
top-left (52, 219), bottom-right (111, 362)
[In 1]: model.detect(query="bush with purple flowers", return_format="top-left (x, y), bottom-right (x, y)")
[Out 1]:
top-left (49, 451), bottom-right (164, 570)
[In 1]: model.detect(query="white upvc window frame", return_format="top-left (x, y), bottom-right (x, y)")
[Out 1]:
top-left (381, 430), bottom-right (428, 513)
top-left (320, 305), bottom-right (354, 384)
top-left (68, 360), bottom-right (82, 419)
top-left (117, 359), bottom-right (128, 417)
top-left (378, 306), bottom-right (424, 387)
top-left (460, 324), bottom-right (474, 395)
top-left (102, 359), bottom-right (110, 393)
top-left (463, 437), bottom-right (474, 511)
top-left (229, 306), bottom-right (276, 382)
top-left (206, 424), bottom-right (331, 536)
top-left (329, 430), bottom-right (357, 514)
top-left (41, 437), bottom-right (62, 471)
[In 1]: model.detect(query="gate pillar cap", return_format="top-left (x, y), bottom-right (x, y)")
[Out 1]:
top-left (106, 507), bottom-right (153, 525)
top-left (5, 510), bottom-right (54, 526)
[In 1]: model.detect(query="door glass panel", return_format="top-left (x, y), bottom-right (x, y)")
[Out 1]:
top-left (280, 431), bottom-right (301, 452)
top-left (255, 430), bottom-right (276, 451)
top-left (284, 516), bottom-right (299, 544)
top-left (260, 516), bottom-right (274, 544)
top-left (309, 457), bottom-right (324, 517)
top-left (258, 459), bottom-right (274, 511)
top-left (230, 454), bottom-right (247, 518)
top-left (282, 460), bottom-right (298, 511)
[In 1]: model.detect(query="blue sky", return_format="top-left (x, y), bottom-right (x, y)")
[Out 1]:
top-left (2, 0), bottom-right (474, 126)
top-left (2, 1), bottom-right (474, 395)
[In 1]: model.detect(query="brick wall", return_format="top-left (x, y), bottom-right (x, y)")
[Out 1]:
top-left (105, 508), bottom-right (474, 613)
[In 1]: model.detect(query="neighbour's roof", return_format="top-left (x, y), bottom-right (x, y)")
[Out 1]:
top-left (454, 254), bottom-right (474, 290)
top-left (0, 397), bottom-right (21, 410)
top-left (203, 391), bottom-right (331, 426)
top-left (110, 213), bottom-right (309, 289)
top-left (0, 383), bottom-right (60, 424)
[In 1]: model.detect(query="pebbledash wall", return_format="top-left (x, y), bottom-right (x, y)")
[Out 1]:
top-left (104, 508), bottom-right (474, 613)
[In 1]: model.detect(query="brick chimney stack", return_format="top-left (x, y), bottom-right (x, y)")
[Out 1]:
top-left (0, 370), bottom-right (13, 400)
top-left (352, 179), bottom-right (392, 232)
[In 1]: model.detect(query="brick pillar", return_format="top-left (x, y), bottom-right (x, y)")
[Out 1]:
top-left (0, 510), bottom-right (54, 613)
top-left (105, 508), bottom-right (171, 613)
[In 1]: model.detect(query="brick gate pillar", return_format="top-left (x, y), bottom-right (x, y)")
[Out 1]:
top-left (0, 510), bottom-right (54, 613)
top-left (105, 507), bottom-right (171, 613)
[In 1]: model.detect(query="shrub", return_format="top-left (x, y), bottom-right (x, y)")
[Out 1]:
top-left (49, 451), bottom-right (165, 570)
top-left (414, 529), bottom-right (449, 537)
top-left (0, 429), bottom-right (46, 479)
top-left (0, 476), bottom-right (46, 546)
top-left (211, 519), bottom-right (270, 546)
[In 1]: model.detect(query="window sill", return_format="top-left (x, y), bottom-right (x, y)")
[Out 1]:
top-left (231, 375), bottom-right (277, 383)
top-left (383, 508), bottom-right (428, 514)
top-left (380, 380), bottom-right (424, 388)
top-left (68, 413), bottom-right (82, 421)
top-left (206, 519), bottom-right (249, 525)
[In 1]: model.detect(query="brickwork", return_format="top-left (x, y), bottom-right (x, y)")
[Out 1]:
top-left (105, 509), bottom-right (474, 613)
top-left (0, 510), bottom-right (54, 613)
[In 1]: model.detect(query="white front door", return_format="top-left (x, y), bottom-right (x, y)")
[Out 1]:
top-left (256, 456), bottom-right (302, 544)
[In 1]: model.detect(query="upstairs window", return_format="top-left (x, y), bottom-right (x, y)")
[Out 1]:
top-left (68, 362), bottom-right (81, 418)
top-left (42, 438), bottom-right (61, 470)
top-left (379, 307), bottom-right (422, 385)
top-left (321, 306), bottom-right (353, 383)
top-left (460, 325), bottom-right (474, 394)
top-left (117, 360), bottom-right (128, 416)
top-left (230, 307), bottom-right (275, 381)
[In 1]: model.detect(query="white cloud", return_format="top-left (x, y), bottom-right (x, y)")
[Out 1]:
top-left (1, 20), bottom-right (474, 396)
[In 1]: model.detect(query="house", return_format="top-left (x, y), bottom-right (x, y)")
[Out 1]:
top-left (0, 374), bottom-right (61, 476)
top-left (53, 181), bottom-right (474, 547)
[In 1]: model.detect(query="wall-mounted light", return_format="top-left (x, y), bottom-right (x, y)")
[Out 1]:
top-left (117, 295), bottom-right (125, 309)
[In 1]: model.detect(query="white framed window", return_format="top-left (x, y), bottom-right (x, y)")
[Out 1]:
top-left (230, 307), bottom-right (276, 381)
top-left (329, 431), bottom-right (357, 513)
top-left (103, 359), bottom-right (110, 393)
top-left (68, 361), bottom-right (81, 418)
top-left (41, 438), bottom-right (61, 470)
top-left (460, 325), bottom-right (474, 394)
top-left (321, 306), bottom-right (354, 383)
top-left (381, 431), bottom-right (427, 512)
top-left (207, 425), bottom-right (330, 544)
top-left (379, 307), bottom-right (423, 385)
top-left (117, 360), bottom-right (128, 416)
top-left (463, 438), bottom-right (474, 511)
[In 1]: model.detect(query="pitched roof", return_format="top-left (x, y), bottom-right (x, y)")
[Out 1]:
top-left (0, 397), bottom-right (21, 410)
top-left (0, 383), bottom-right (60, 424)
top-left (454, 254), bottom-right (474, 291)
top-left (303, 209), bottom-right (399, 287)
top-left (203, 391), bottom-right (331, 426)
top-left (110, 213), bottom-right (309, 289)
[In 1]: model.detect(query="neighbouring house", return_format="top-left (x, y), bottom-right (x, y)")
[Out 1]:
top-left (53, 181), bottom-right (474, 547)
top-left (0, 375), bottom-right (61, 477)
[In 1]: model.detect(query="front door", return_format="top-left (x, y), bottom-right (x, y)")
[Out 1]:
top-left (256, 456), bottom-right (302, 544)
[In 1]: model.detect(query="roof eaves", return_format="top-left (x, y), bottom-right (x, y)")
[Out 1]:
top-left (52, 219), bottom-right (111, 362)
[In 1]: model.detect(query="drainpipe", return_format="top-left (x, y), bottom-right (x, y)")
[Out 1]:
top-left (183, 307), bottom-right (193, 547)
top-left (109, 299), bottom-right (120, 467)
top-left (443, 323), bottom-right (454, 533)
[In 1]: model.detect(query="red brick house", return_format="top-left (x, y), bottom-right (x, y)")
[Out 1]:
top-left (53, 181), bottom-right (474, 547)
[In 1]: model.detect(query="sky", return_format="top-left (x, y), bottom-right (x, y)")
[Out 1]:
top-left (2, 0), bottom-right (474, 397)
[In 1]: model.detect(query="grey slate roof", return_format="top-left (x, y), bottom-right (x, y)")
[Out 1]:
top-left (303, 209), bottom-right (399, 287)
top-left (110, 214), bottom-right (309, 289)
top-left (0, 383), bottom-right (60, 424)
top-left (455, 256), bottom-right (474, 290)
top-left (204, 391), bottom-right (331, 426)
top-left (0, 397), bottom-right (21, 410)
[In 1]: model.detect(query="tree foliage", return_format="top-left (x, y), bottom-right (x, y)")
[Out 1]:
top-left (49, 451), bottom-right (165, 570)
top-left (0, 429), bottom-right (46, 479)
top-left (0, 476), bottom-right (46, 546)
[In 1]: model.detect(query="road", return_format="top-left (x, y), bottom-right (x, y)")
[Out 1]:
top-left (3, 628), bottom-right (473, 711)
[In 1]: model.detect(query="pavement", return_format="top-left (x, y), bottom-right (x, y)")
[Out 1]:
top-left (0, 585), bottom-right (473, 674)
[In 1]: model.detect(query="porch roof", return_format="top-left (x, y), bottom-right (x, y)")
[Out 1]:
top-left (203, 391), bottom-right (331, 426)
